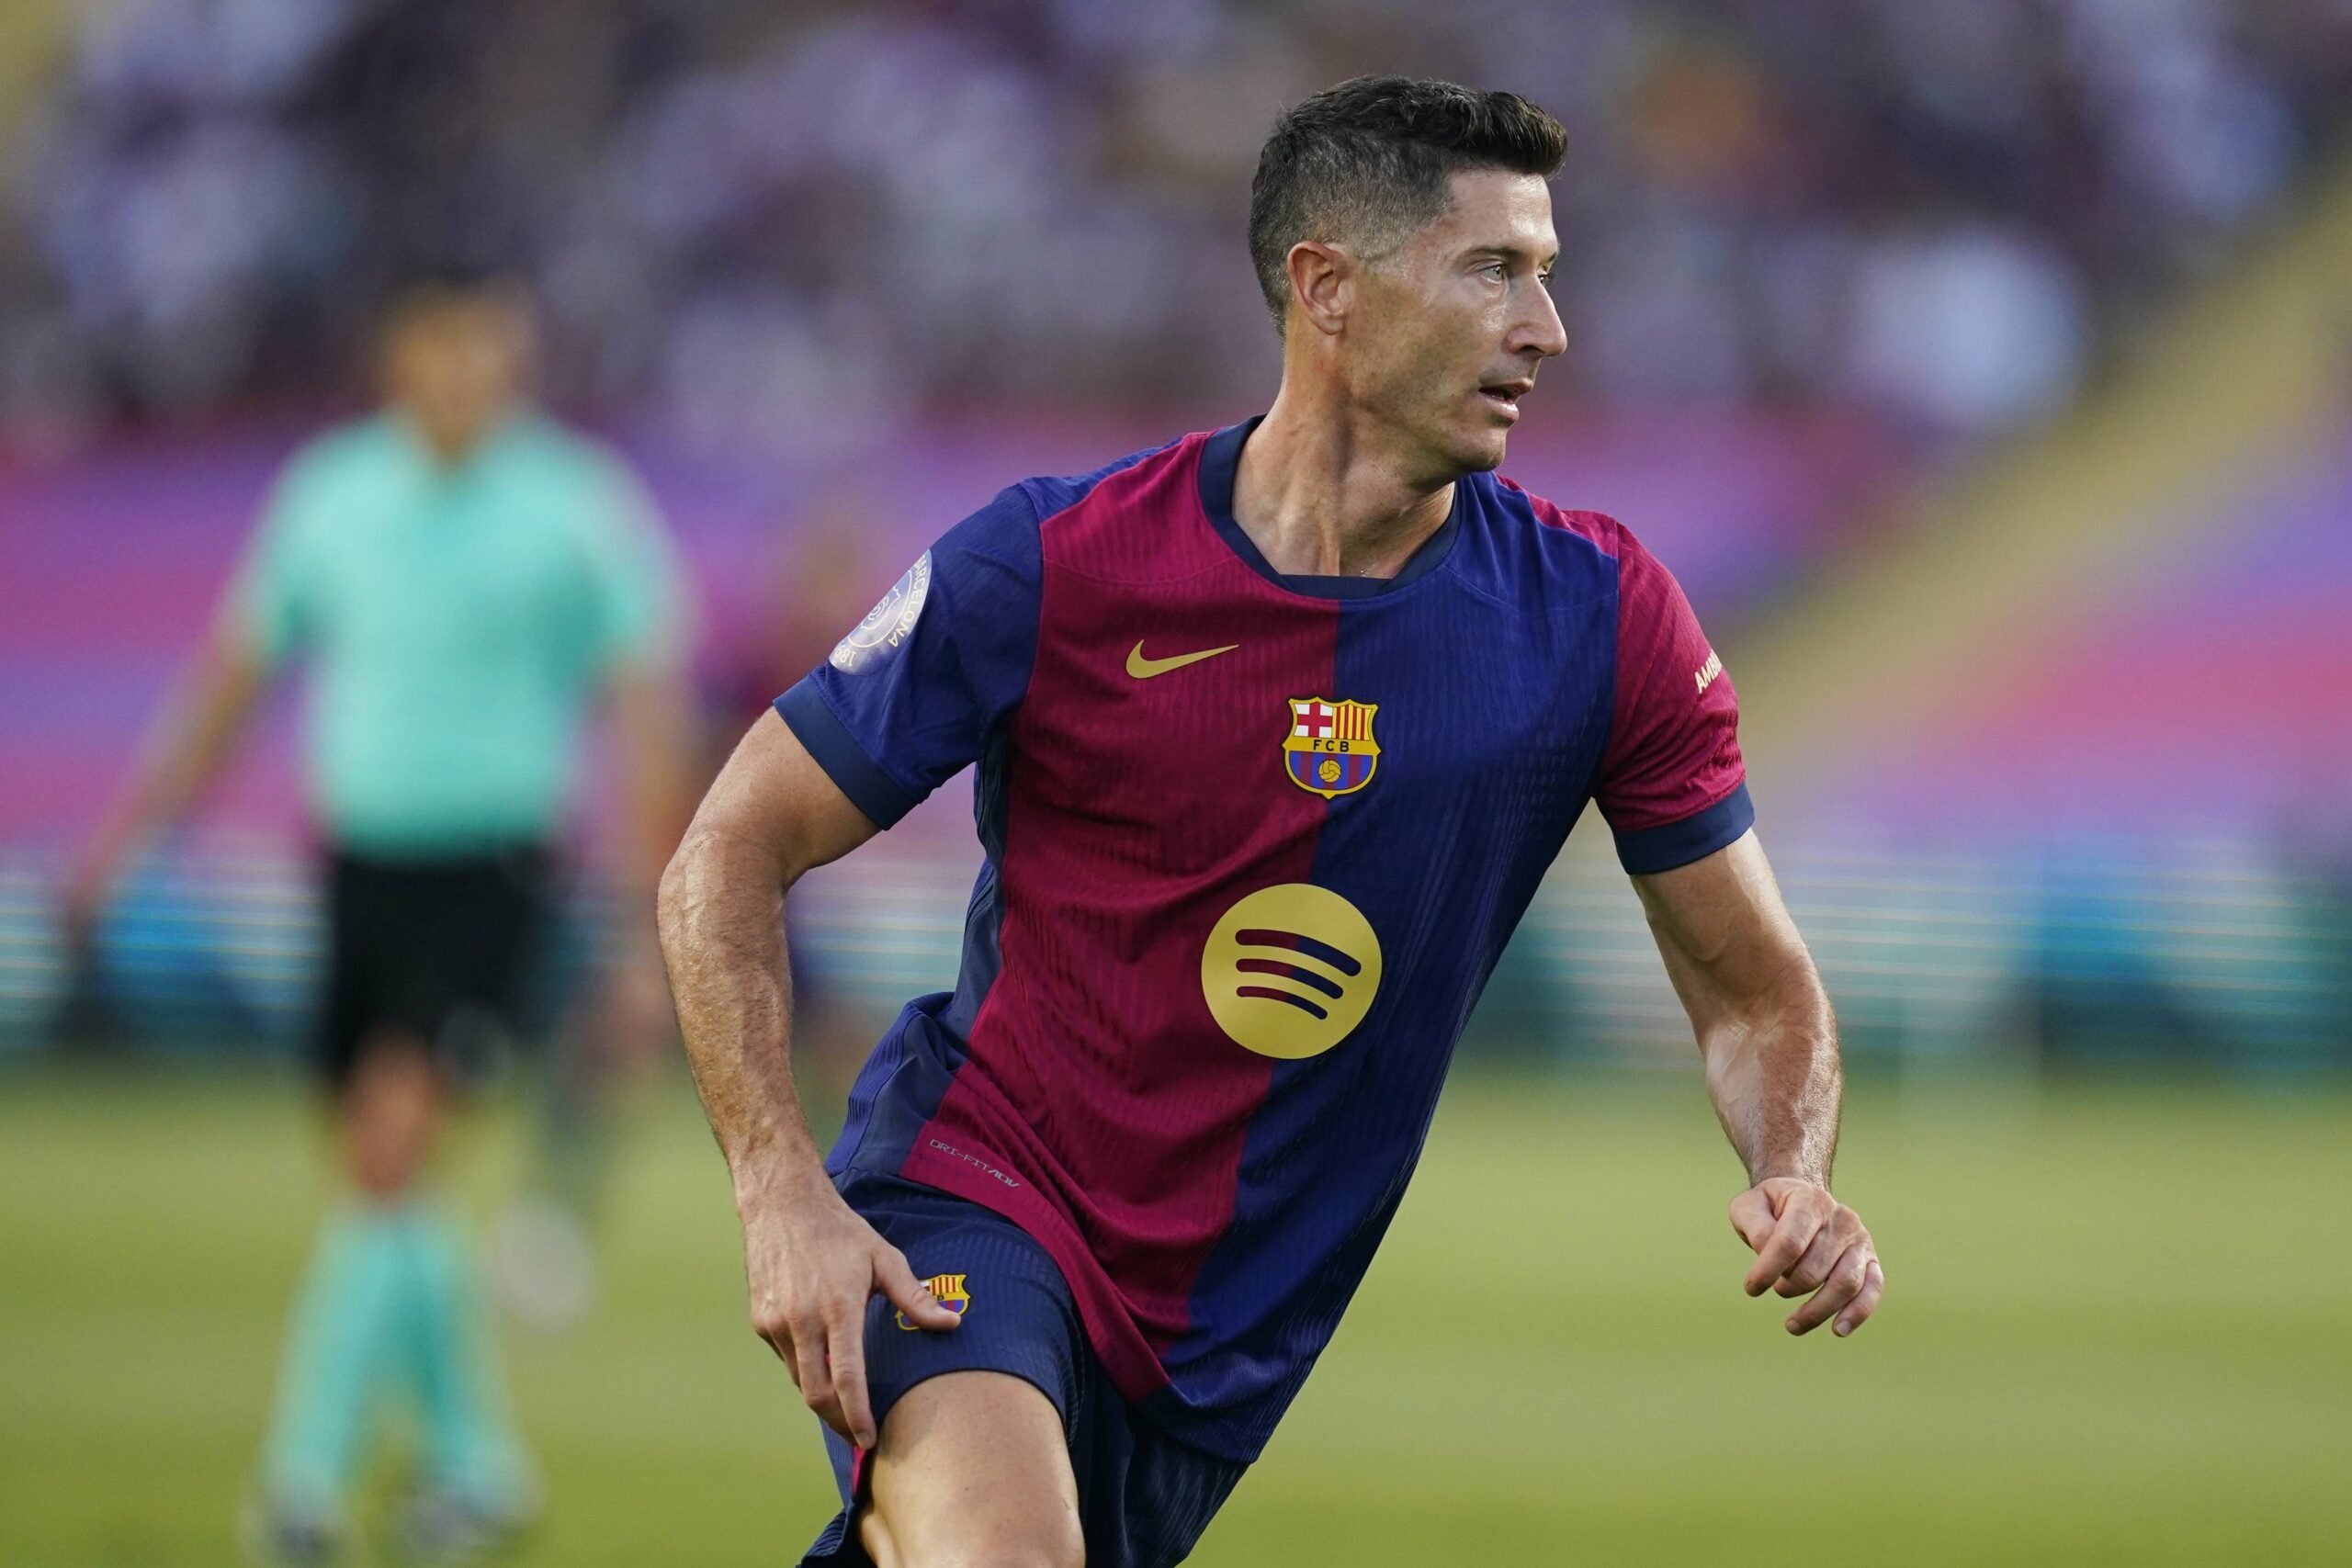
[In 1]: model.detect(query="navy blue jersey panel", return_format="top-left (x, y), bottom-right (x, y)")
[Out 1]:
top-left (1615, 780), bottom-right (1757, 874)
top-left (776, 680), bottom-right (919, 829)
top-left (797, 485), bottom-right (1045, 815)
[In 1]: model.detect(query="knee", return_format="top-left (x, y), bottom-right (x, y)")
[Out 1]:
top-left (862, 1506), bottom-right (1082, 1568)
top-left (890, 1540), bottom-right (1081, 1568)
top-left (341, 1039), bottom-right (444, 1197)
top-left (941, 1551), bottom-right (1080, 1568)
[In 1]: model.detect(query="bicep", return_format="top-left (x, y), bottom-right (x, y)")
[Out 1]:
top-left (685, 708), bottom-right (879, 882)
top-left (1630, 829), bottom-right (1815, 1032)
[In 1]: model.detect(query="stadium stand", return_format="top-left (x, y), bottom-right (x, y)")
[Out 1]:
top-left (5, 2), bottom-right (2350, 1073)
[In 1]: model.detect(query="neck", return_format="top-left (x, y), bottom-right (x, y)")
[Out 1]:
top-left (1232, 383), bottom-right (1455, 579)
top-left (399, 407), bottom-right (513, 468)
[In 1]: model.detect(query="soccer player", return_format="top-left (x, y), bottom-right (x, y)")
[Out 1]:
top-left (659, 76), bottom-right (1883, 1568)
top-left (65, 277), bottom-right (694, 1563)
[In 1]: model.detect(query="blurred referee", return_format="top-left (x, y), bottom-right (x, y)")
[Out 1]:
top-left (65, 276), bottom-right (695, 1565)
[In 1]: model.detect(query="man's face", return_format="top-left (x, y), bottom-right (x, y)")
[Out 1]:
top-left (1341, 170), bottom-right (1566, 479)
top-left (384, 295), bottom-right (532, 459)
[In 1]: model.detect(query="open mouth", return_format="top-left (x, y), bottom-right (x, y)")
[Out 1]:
top-left (1478, 380), bottom-right (1530, 418)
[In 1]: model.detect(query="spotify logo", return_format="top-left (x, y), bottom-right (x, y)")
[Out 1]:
top-left (1201, 884), bottom-right (1383, 1059)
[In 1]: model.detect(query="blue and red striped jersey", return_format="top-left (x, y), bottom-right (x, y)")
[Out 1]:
top-left (776, 418), bottom-right (1750, 1462)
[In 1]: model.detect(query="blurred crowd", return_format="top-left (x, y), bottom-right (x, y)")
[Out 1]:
top-left (5, 0), bottom-right (2350, 463)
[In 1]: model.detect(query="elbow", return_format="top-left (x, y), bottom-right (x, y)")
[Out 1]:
top-left (655, 819), bottom-right (799, 962)
top-left (654, 834), bottom-right (705, 959)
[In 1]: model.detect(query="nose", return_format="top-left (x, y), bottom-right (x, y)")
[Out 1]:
top-left (1512, 276), bottom-right (1567, 361)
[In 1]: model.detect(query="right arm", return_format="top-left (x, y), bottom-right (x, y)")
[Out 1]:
top-left (656, 708), bottom-right (960, 1448)
top-left (64, 622), bottom-right (271, 935)
top-left (72, 450), bottom-right (324, 935)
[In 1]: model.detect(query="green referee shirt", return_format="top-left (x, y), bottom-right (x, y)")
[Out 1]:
top-left (228, 411), bottom-right (685, 856)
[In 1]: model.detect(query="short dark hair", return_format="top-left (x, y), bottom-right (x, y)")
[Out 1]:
top-left (1249, 75), bottom-right (1567, 329)
top-left (382, 268), bottom-right (529, 325)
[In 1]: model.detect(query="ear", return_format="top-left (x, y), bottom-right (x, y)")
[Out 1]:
top-left (1284, 240), bottom-right (1352, 337)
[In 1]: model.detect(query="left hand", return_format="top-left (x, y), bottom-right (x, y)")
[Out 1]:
top-left (1729, 1177), bottom-right (1884, 1337)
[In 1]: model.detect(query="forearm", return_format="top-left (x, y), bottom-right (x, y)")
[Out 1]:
top-left (85, 640), bottom-right (266, 874)
top-left (613, 667), bottom-right (699, 901)
top-left (656, 826), bottom-right (829, 1197)
top-left (1700, 979), bottom-right (1841, 1187)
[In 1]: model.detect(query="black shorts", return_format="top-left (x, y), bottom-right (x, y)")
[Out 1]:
top-left (317, 843), bottom-right (561, 1092)
top-left (799, 1172), bottom-right (1247, 1568)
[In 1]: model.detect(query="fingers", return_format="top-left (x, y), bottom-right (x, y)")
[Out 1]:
top-left (1774, 1209), bottom-right (1860, 1299)
top-left (752, 1293), bottom-right (852, 1439)
top-left (827, 1303), bottom-right (876, 1450)
top-left (1785, 1244), bottom-right (1874, 1337)
top-left (751, 1243), bottom-right (957, 1450)
top-left (876, 1246), bottom-right (962, 1332)
top-left (1731, 1181), bottom-right (1887, 1338)
top-left (1741, 1186), bottom-right (1831, 1297)
top-left (1835, 1258), bottom-right (1886, 1337)
top-left (750, 1293), bottom-right (797, 1371)
top-left (1726, 1187), bottom-right (1778, 1252)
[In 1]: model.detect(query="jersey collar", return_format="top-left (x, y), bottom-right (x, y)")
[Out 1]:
top-left (1196, 416), bottom-right (1463, 600)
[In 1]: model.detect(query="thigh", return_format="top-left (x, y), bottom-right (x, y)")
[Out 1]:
top-left (859, 1371), bottom-right (1080, 1568)
top-left (796, 1176), bottom-right (1090, 1566)
top-left (345, 846), bottom-right (558, 1086)
top-left (316, 854), bottom-right (394, 1091)
top-left (404, 848), bottom-right (558, 1032)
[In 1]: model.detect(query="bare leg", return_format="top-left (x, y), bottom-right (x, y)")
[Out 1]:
top-left (859, 1371), bottom-right (1084, 1568)
top-left (343, 1032), bottom-right (444, 1198)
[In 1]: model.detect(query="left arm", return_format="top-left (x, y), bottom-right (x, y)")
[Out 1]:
top-left (603, 655), bottom-right (701, 1056)
top-left (1634, 829), bottom-right (1885, 1337)
top-left (609, 657), bottom-right (701, 900)
top-left (580, 460), bottom-right (701, 1055)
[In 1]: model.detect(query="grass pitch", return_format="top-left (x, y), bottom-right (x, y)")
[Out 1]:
top-left (1, 1063), bottom-right (2346, 1565)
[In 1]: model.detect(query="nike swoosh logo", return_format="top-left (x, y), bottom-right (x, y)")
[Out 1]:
top-left (1126, 639), bottom-right (1239, 679)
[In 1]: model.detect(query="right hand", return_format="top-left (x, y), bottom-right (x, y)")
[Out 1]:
top-left (57, 842), bottom-right (124, 964)
top-left (739, 1177), bottom-right (962, 1449)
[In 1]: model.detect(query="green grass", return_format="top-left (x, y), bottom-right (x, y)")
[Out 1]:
top-left (1, 1064), bottom-right (2346, 1564)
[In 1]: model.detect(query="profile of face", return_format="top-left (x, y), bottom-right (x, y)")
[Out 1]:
top-left (382, 291), bottom-right (535, 461)
top-left (1318, 169), bottom-right (1566, 480)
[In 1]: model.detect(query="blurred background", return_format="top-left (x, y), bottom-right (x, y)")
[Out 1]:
top-left (2, 1), bottom-right (2348, 1563)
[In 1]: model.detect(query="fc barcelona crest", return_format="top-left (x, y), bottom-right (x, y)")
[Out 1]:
top-left (897, 1272), bottom-right (970, 1330)
top-left (1283, 697), bottom-right (1381, 798)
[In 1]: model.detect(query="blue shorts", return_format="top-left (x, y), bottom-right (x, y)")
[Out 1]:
top-left (797, 1173), bottom-right (1246, 1568)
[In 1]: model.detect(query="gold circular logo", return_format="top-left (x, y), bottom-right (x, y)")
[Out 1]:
top-left (1201, 884), bottom-right (1382, 1059)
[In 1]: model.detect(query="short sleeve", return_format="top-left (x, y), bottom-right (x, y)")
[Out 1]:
top-left (221, 446), bottom-right (331, 667)
top-left (1595, 525), bottom-right (1753, 874)
top-left (774, 485), bottom-right (1043, 829)
top-left (579, 459), bottom-right (690, 671)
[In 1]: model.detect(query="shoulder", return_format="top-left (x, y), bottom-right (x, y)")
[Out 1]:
top-left (1483, 473), bottom-right (1693, 600)
top-left (503, 416), bottom-right (646, 502)
top-left (1011, 430), bottom-right (1222, 582)
top-left (1446, 471), bottom-right (1640, 614)
top-left (278, 415), bottom-right (399, 491)
top-left (908, 432), bottom-right (1202, 586)
top-left (1009, 432), bottom-right (1193, 525)
top-left (1489, 473), bottom-right (1646, 562)
top-left (259, 418), bottom-right (401, 549)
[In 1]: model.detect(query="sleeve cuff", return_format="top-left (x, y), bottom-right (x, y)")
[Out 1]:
top-left (1612, 780), bottom-right (1754, 874)
top-left (775, 679), bottom-right (920, 829)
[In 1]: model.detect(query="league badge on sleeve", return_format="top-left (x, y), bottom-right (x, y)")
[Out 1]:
top-left (830, 551), bottom-right (933, 675)
top-left (1283, 697), bottom-right (1380, 797)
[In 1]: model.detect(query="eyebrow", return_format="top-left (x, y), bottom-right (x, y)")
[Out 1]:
top-left (1464, 243), bottom-right (1561, 269)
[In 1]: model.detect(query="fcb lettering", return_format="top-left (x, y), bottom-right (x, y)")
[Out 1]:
top-left (1283, 696), bottom-right (1380, 797)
